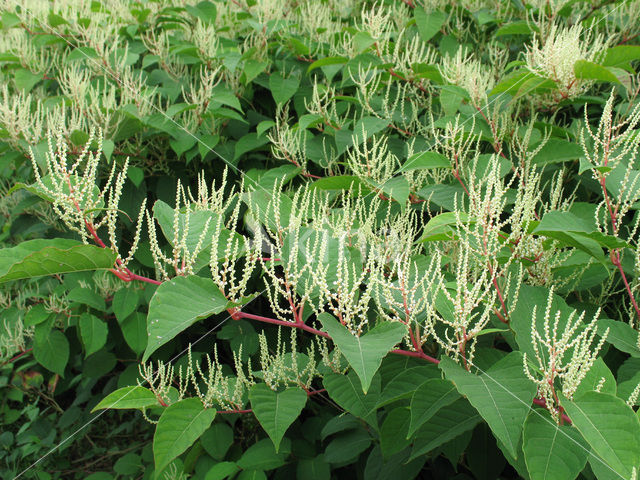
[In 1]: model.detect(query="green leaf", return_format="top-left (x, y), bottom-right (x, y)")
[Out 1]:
top-left (602, 46), bottom-right (640, 68)
top-left (67, 287), bottom-right (106, 311)
top-left (523, 410), bottom-right (588, 480)
top-left (33, 329), bottom-right (69, 377)
top-left (494, 21), bottom-right (536, 37)
top-left (573, 357), bottom-right (617, 399)
top-left (0, 239), bottom-right (117, 283)
top-left (79, 313), bottom-right (108, 357)
top-left (201, 423), bottom-right (234, 460)
top-left (414, 9), bottom-right (446, 42)
top-left (112, 287), bottom-right (139, 322)
top-left (439, 352), bottom-right (537, 458)
top-left (417, 212), bottom-right (472, 242)
top-left (154, 398), bottom-right (216, 474)
top-left (380, 407), bottom-right (411, 458)
top-left (380, 176), bottom-right (410, 205)
top-left (561, 392), bottom-right (640, 479)
top-left (14, 68), bottom-right (43, 92)
top-left (319, 313), bottom-right (407, 393)
top-left (210, 84), bottom-right (243, 111)
top-left (408, 379), bottom-right (460, 436)
top-left (234, 132), bottom-right (270, 160)
top-left (307, 56), bottom-right (348, 74)
top-left (533, 211), bottom-right (630, 261)
top-left (237, 438), bottom-right (289, 471)
top-left (324, 428), bottom-right (372, 464)
top-left (249, 384), bottom-right (307, 452)
top-left (376, 365), bottom-right (439, 408)
top-left (574, 60), bottom-right (620, 84)
top-left (296, 456), bottom-right (331, 480)
top-left (409, 398), bottom-right (482, 459)
top-left (92, 386), bottom-right (159, 412)
top-left (597, 318), bottom-right (640, 357)
top-left (399, 151), bottom-right (450, 172)
top-left (269, 74), bottom-right (300, 106)
top-left (143, 275), bottom-right (230, 361)
top-left (531, 138), bottom-right (584, 166)
top-left (119, 312), bottom-right (147, 355)
top-left (205, 462), bottom-right (240, 480)
top-left (310, 175), bottom-right (371, 193)
top-left (323, 371), bottom-right (380, 428)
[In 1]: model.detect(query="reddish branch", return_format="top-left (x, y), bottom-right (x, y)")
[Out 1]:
top-left (595, 121), bottom-right (640, 323)
top-left (1, 348), bottom-right (33, 367)
top-left (532, 398), bottom-right (572, 425)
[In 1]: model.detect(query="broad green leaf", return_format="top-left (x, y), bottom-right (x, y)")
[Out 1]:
top-left (323, 371), bottom-right (380, 428)
top-left (574, 60), bottom-right (620, 84)
top-left (234, 132), bottom-right (270, 160)
top-left (380, 407), bottom-right (411, 458)
top-left (210, 84), bottom-right (242, 111)
top-left (79, 313), bottom-right (108, 357)
top-left (14, 68), bottom-right (43, 92)
top-left (154, 398), bottom-right (216, 473)
top-left (143, 275), bottom-right (229, 362)
top-left (408, 379), bottom-right (460, 436)
top-left (269, 74), bottom-right (300, 106)
top-left (494, 21), bottom-right (535, 37)
top-left (33, 329), bottom-right (69, 377)
top-left (439, 352), bottom-right (537, 458)
top-left (531, 138), bottom-right (583, 166)
top-left (112, 287), bottom-right (139, 322)
top-left (597, 318), bottom-right (640, 357)
top-left (296, 456), bottom-right (331, 480)
top-left (0, 239), bottom-right (117, 283)
top-left (119, 311), bottom-right (147, 355)
top-left (307, 56), bottom-right (348, 74)
top-left (602, 46), bottom-right (640, 68)
top-left (376, 365), bottom-right (439, 407)
top-left (324, 428), bottom-right (372, 464)
top-left (319, 313), bottom-right (407, 393)
top-left (409, 398), bottom-right (482, 459)
top-left (561, 392), bottom-right (640, 479)
top-left (67, 287), bottom-right (106, 311)
top-left (380, 176), bottom-right (410, 205)
top-left (205, 462), bottom-right (240, 480)
top-left (92, 386), bottom-right (159, 412)
top-left (573, 357), bottom-right (616, 399)
top-left (201, 423), bottom-right (234, 460)
top-left (523, 410), bottom-right (588, 480)
top-left (399, 151), bottom-right (450, 172)
top-left (237, 438), bottom-right (289, 471)
top-left (417, 212), bottom-right (473, 242)
top-left (533, 211), bottom-right (630, 260)
top-left (249, 384), bottom-right (307, 452)
top-left (310, 175), bottom-right (371, 193)
top-left (466, 423), bottom-right (507, 480)
top-left (414, 9), bottom-right (446, 42)
top-left (353, 31), bottom-right (375, 53)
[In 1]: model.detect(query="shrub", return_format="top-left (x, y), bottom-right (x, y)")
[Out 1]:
top-left (1, 0), bottom-right (640, 479)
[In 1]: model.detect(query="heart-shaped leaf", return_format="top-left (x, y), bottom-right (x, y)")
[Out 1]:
top-left (439, 352), bottom-right (536, 458)
top-left (154, 398), bottom-right (216, 474)
top-left (249, 384), bottom-right (307, 452)
top-left (143, 275), bottom-right (230, 361)
top-left (319, 313), bottom-right (407, 393)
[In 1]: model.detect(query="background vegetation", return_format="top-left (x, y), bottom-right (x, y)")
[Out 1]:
top-left (1, 0), bottom-right (640, 479)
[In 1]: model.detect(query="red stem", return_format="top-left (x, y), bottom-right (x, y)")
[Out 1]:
top-left (1, 348), bottom-right (33, 367)
top-left (217, 408), bottom-right (252, 414)
top-left (236, 311), bottom-right (330, 338)
top-left (532, 398), bottom-right (572, 425)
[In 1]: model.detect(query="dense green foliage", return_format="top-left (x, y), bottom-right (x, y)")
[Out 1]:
top-left (1, 0), bottom-right (640, 479)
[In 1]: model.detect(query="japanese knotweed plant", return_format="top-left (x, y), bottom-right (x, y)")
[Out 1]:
top-left (2, 0), bottom-right (640, 479)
